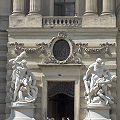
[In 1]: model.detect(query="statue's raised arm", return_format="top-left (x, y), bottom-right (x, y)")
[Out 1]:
top-left (9, 51), bottom-right (26, 64)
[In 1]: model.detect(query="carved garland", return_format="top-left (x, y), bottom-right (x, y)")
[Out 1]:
top-left (9, 33), bottom-right (115, 64)
top-left (76, 42), bottom-right (115, 54)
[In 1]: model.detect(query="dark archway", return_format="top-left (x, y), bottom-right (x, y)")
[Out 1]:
top-left (47, 93), bottom-right (74, 120)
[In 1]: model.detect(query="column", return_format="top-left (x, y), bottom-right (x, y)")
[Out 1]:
top-left (12, 0), bottom-right (24, 15)
top-left (42, 79), bottom-right (47, 120)
top-left (75, 0), bottom-right (80, 15)
top-left (102, 0), bottom-right (115, 15)
top-left (29, 0), bottom-right (41, 14)
top-left (50, 0), bottom-right (54, 16)
top-left (74, 79), bottom-right (80, 120)
top-left (84, 0), bottom-right (97, 15)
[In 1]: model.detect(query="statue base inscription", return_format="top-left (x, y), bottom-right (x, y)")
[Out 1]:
top-left (84, 103), bottom-right (111, 120)
top-left (7, 102), bottom-right (35, 120)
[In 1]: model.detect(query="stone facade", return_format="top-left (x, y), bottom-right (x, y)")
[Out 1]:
top-left (0, 0), bottom-right (120, 120)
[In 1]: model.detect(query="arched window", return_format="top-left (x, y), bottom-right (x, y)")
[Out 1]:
top-left (54, 0), bottom-right (75, 16)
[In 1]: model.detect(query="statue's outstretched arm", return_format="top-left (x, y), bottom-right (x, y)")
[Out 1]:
top-left (14, 51), bottom-right (26, 62)
top-left (84, 63), bottom-right (94, 81)
top-left (9, 51), bottom-right (26, 64)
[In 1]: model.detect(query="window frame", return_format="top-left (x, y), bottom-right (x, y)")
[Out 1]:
top-left (54, 0), bottom-right (75, 16)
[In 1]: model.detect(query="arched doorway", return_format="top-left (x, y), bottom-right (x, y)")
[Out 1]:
top-left (48, 93), bottom-right (74, 120)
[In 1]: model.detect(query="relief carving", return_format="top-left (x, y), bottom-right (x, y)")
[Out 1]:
top-left (76, 42), bottom-right (115, 54)
top-left (9, 33), bottom-right (115, 64)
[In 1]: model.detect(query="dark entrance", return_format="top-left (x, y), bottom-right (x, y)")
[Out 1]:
top-left (47, 81), bottom-right (74, 120)
top-left (48, 93), bottom-right (74, 120)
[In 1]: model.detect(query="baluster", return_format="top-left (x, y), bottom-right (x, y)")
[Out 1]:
top-left (63, 19), bottom-right (66, 26)
top-left (51, 18), bottom-right (54, 25)
top-left (55, 19), bottom-right (57, 25)
top-left (71, 19), bottom-right (74, 26)
top-left (67, 19), bottom-right (70, 26)
top-left (59, 19), bottom-right (62, 25)
top-left (46, 18), bottom-right (49, 25)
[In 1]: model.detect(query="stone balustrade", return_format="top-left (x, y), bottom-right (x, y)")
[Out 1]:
top-left (10, 0), bottom-right (116, 28)
top-left (42, 16), bottom-right (82, 28)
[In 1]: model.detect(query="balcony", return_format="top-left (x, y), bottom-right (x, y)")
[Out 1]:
top-left (42, 16), bottom-right (82, 28)
top-left (9, 15), bottom-right (82, 28)
top-left (9, 15), bottom-right (116, 28)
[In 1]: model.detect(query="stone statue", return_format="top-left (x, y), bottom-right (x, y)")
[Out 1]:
top-left (83, 58), bottom-right (116, 105)
top-left (9, 51), bottom-right (38, 103)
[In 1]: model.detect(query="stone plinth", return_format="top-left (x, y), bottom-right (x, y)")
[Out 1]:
top-left (9, 15), bottom-right (42, 28)
top-left (84, 103), bottom-right (111, 120)
top-left (6, 102), bottom-right (35, 120)
top-left (82, 14), bottom-right (116, 28)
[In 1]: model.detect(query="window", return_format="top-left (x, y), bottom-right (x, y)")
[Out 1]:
top-left (54, 0), bottom-right (75, 16)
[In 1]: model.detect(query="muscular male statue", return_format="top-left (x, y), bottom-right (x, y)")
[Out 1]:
top-left (83, 58), bottom-right (116, 105)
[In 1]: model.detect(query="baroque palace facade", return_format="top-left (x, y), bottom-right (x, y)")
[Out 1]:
top-left (0, 0), bottom-right (120, 120)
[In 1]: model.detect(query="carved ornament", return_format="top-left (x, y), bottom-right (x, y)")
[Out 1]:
top-left (9, 33), bottom-right (115, 64)
top-left (76, 42), bottom-right (115, 54)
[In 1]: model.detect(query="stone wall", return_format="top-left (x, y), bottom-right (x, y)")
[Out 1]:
top-left (0, 32), bottom-right (8, 120)
top-left (116, 31), bottom-right (120, 120)
top-left (6, 28), bottom-right (117, 120)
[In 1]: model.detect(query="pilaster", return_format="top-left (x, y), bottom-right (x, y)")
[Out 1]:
top-left (74, 79), bottom-right (80, 120)
top-left (102, 0), bottom-right (115, 15)
top-left (29, 0), bottom-right (41, 15)
top-left (12, 0), bottom-right (24, 15)
top-left (84, 0), bottom-right (97, 15)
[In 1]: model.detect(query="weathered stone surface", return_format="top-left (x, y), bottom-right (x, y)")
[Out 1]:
top-left (9, 15), bottom-right (42, 28)
top-left (82, 15), bottom-right (116, 28)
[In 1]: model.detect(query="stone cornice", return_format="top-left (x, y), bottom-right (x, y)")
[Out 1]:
top-left (7, 28), bottom-right (118, 34)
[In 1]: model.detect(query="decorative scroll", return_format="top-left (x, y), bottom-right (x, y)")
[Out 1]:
top-left (9, 32), bottom-right (116, 64)
top-left (76, 42), bottom-right (115, 54)
top-left (9, 42), bottom-right (48, 55)
top-left (48, 82), bottom-right (74, 98)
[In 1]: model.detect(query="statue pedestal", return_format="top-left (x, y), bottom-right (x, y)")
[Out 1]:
top-left (7, 102), bottom-right (35, 120)
top-left (84, 103), bottom-right (111, 120)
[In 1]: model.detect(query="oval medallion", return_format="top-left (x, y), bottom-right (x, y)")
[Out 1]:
top-left (53, 39), bottom-right (70, 61)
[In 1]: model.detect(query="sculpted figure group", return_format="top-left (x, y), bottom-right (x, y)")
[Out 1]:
top-left (9, 51), bottom-right (116, 106)
top-left (83, 58), bottom-right (116, 105)
top-left (9, 51), bottom-right (38, 103)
